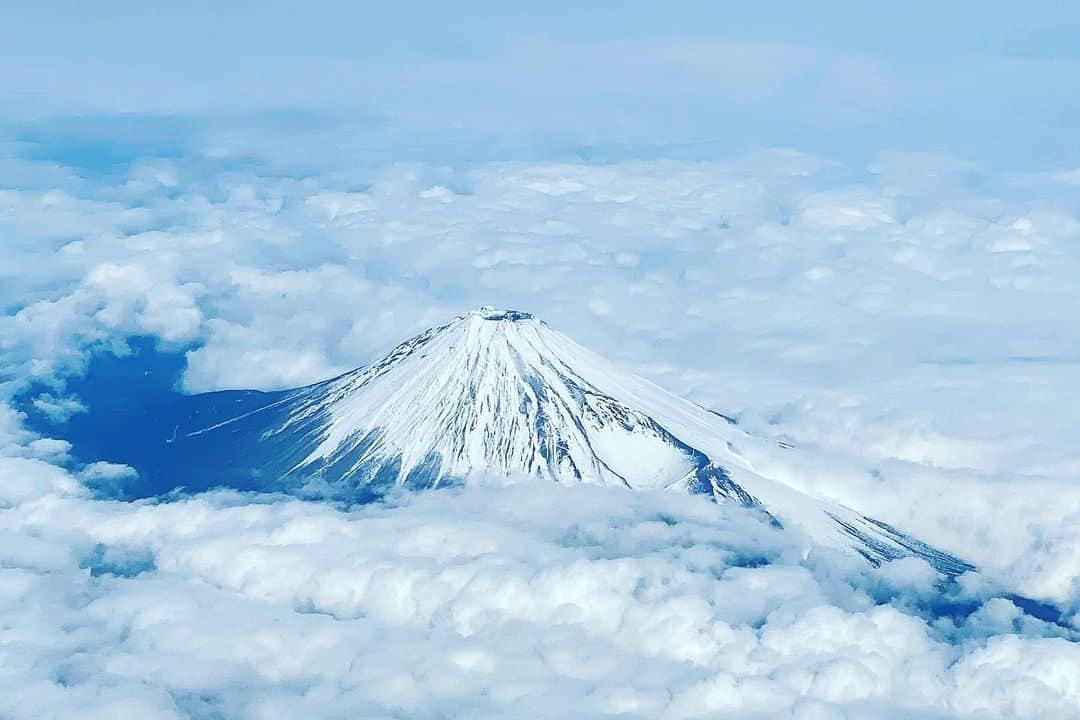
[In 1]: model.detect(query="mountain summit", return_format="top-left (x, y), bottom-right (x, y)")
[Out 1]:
top-left (129, 307), bottom-right (972, 574)
top-left (261, 306), bottom-right (752, 500)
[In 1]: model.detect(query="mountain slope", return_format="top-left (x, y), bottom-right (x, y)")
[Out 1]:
top-left (152, 308), bottom-right (971, 574)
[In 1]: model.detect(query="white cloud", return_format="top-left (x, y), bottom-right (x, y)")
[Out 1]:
top-left (0, 456), bottom-right (85, 507)
top-left (85, 262), bottom-right (204, 343)
top-left (1, 142), bottom-right (1078, 715)
top-left (1, 149), bottom-right (1078, 599)
top-left (30, 393), bottom-right (87, 423)
top-left (0, 465), bottom-right (1076, 719)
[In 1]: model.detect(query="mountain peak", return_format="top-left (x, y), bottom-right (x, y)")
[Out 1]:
top-left (156, 311), bottom-right (971, 575)
top-left (462, 306), bottom-right (536, 322)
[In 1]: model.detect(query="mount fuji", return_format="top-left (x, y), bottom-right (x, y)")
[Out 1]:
top-left (83, 307), bottom-right (973, 575)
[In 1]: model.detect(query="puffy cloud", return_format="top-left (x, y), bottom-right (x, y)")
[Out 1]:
top-left (0, 456), bottom-right (85, 507)
top-left (0, 149), bottom-right (1078, 595)
top-left (0, 465), bottom-right (1077, 719)
top-left (84, 262), bottom-right (204, 343)
top-left (30, 393), bottom-right (86, 423)
top-left (1, 139), bottom-right (1079, 715)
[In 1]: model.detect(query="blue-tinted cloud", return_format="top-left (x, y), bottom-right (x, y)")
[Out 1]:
top-left (2, 2), bottom-right (1079, 168)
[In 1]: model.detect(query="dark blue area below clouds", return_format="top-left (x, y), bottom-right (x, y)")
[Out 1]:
top-left (17, 339), bottom-right (290, 497)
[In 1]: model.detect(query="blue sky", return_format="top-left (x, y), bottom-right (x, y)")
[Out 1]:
top-left (3, 1), bottom-right (1079, 169)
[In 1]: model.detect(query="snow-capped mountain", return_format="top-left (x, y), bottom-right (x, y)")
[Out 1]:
top-left (156, 307), bottom-right (970, 574)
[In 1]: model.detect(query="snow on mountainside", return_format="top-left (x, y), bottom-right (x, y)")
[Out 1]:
top-left (162, 307), bottom-right (971, 574)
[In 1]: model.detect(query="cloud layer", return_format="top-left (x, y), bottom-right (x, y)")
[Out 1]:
top-left (4, 3), bottom-right (1080, 168)
top-left (2, 144), bottom-right (1079, 606)
top-left (1, 131), bottom-right (1079, 717)
top-left (1, 458), bottom-right (1078, 719)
